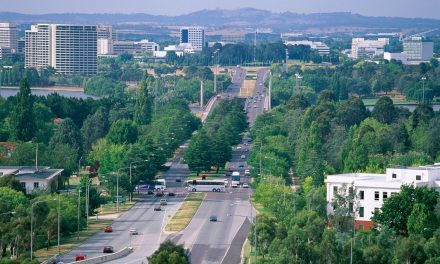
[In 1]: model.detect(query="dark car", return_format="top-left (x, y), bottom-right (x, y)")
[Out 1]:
top-left (103, 246), bottom-right (114, 253)
top-left (155, 191), bottom-right (164, 197)
top-left (210, 215), bottom-right (218, 222)
top-left (176, 178), bottom-right (182, 182)
top-left (168, 192), bottom-right (176, 196)
top-left (154, 205), bottom-right (162, 211)
top-left (147, 189), bottom-right (154, 195)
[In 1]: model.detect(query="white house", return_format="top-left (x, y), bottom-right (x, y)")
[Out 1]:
top-left (326, 164), bottom-right (440, 230)
top-left (0, 166), bottom-right (64, 194)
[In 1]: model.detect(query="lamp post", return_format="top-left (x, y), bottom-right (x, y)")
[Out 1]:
top-left (421, 76), bottom-right (427, 104)
top-left (77, 189), bottom-right (81, 240)
top-left (129, 160), bottom-right (149, 202)
top-left (31, 199), bottom-right (56, 260)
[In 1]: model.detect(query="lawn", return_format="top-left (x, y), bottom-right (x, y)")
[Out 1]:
top-left (164, 192), bottom-right (205, 232)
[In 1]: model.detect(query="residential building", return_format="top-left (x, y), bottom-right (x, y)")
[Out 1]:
top-left (285, 40), bottom-right (330, 55)
top-left (326, 164), bottom-right (440, 230)
top-left (180, 26), bottom-right (205, 51)
top-left (0, 47), bottom-right (11, 60)
top-left (221, 34), bottom-right (245, 43)
top-left (0, 23), bottom-right (18, 53)
top-left (25, 24), bottom-right (97, 75)
top-left (350, 38), bottom-right (389, 59)
top-left (403, 36), bottom-right (433, 63)
top-left (0, 166), bottom-right (64, 194)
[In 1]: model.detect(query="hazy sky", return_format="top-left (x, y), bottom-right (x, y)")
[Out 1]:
top-left (2, 0), bottom-right (440, 19)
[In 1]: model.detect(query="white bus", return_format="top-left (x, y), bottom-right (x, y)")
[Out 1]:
top-left (153, 179), bottom-right (166, 191)
top-left (186, 180), bottom-right (225, 192)
top-left (231, 172), bottom-right (240, 188)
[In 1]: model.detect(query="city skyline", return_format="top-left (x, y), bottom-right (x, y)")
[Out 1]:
top-left (2, 0), bottom-right (440, 19)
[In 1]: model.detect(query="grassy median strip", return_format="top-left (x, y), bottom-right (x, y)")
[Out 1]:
top-left (165, 192), bottom-right (205, 232)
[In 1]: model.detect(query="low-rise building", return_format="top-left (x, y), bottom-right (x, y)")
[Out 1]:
top-left (326, 164), bottom-right (440, 230)
top-left (285, 40), bottom-right (330, 55)
top-left (384, 52), bottom-right (408, 64)
top-left (0, 166), bottom-right (63, 194)
top-left (350, 38), bottom-right (389, 59)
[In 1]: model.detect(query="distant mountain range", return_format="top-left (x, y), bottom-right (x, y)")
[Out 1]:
top-left (1, 8), bottom-right (440, 32)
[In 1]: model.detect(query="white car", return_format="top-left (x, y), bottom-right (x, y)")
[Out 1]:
top-left (241, 154), bottom-right (246, 159)
top-left (243, 183), bottom-right (249, 188)
top-left (244, 169), bottom-right (250, 176)
top-left (253, 105), bottom-right (257, 108)
top-left (236, 146), bottom-right (242, 150)
top-left (129, 228), bottom-right (138, 235)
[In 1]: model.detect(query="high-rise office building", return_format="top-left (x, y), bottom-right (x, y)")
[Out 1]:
top-left (25, 24), bottom-right (97, 75)
top-left (97, 25), bottom-right (117, 41)
top-left (351, 38), bottom-right (389, 59)
top-left (0, 23), bottom-right (18, 53)
top-left (403, 37), bottom-right (433, 62)
top-left (180, 27), bottom-right (205, 51)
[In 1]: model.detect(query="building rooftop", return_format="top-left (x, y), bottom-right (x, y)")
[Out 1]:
top-left (0, 166), bottom-right (63, 180)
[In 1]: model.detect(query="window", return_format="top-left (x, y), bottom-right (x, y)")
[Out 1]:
top-left (359, 207), bottom-right (364, 217)
top-left (33, 182), bottom-right (39, 189)
top-left (374, 191), bottom-right (379, 201)
top-left (359, 190), bottom-right (364, 200)
top-left (392, 173), bottom-right (397, 179)
top-left (416, 175), bottom-right (421, 181)
top-left (20, 182), bottom-right (26, 189)
top-left (383, 192), bottom-right (388, 200)
top-left (333, 186), bottom-right (338, 194)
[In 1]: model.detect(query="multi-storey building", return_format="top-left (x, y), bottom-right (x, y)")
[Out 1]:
top-left (403, 36), bottom-right (433, 62)
top-left (221, 34), bottom-right (245, 43)
top-left (350, 38), bottom-right (389, 59)
top-left (180, 26), bottom-right (205, 51)
top-left (326, 164), bottom-right (440, 230)
top-left (25, 24), bottom-right (97, 75)
top-left (97, 24), bottom-right (117, 41)
top-left (0, 23), bottom-right (18, 53)
top-left (97, 38), bottom-right (114, 55)
top-left (0, 47), bottom-right (11, 60)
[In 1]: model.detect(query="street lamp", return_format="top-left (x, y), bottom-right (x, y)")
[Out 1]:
top-left (421, 76), bottom-right (427, 104)
top-left (30, 199), bottom-right (56, 260)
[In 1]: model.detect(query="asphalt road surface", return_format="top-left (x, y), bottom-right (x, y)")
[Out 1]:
top-left (246, 68), bottom-right (269, 127)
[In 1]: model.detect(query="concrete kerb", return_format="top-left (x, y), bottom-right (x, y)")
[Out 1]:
top-left (64, 247), bottom-right (133, 264)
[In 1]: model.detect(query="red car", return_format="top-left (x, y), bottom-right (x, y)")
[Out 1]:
top-left (104, 226), bottom-right (113, 233)
top-left (75, 255), bottom-right (86, 261)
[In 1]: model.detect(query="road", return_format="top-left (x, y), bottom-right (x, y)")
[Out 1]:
top-left (245, 68), bottom-right (269, 126)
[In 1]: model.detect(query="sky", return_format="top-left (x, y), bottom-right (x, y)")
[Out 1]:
top-left (2, 0), bottom-right (440, 19)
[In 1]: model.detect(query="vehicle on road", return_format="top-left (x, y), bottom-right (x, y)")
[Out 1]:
top-left (236, 146), bottom-right (242, 150)
top-left (154, 205), bottom-right (162, 211)
top-left (103, 246), bottom-right (114, 253)
top-left (153, 179), bottom-right (166, 191)
top-left (168, 192), bottom-right (176, 196)
top-left (176, 178), bottom-right (181, 182)
top-left (239, 164), bottom-right (244, 168)
top-left (75, 255), bottom-right (86, 261)
top-left (210, 215), bottom-right (218, 222)
top-left (244, 169), bottom-right (250, 176)
top-left (104, 226), bottom-right (112, 233)
top-left (160, 199), bottom-right (167, 205)
top-left (253, 105), bottom-right (257, 108)
top-left (243, 183), bottom-right (249, 188)
top-left (147, 190), bottom-right (154, 195)
top-left (223, 179), bottom-right (228, 187)
top-left (241, 154), bottom-right (246, 159)
top-left (129, 228), bottom-right (138, 235)
top-left (186, 180), bottom-right (225, 192)
top-left (231, 172), bottom-right (240, 188)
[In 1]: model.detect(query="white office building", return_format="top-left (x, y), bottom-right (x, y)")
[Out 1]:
top-left (97, 24), bottom-right (117, 41)
top-left (0, 23), bottom-right (18, 53)
top-left (403, 37), bottom-right (434, 63)
top-left (180, 26), bottom-right (205, 52)
top-left (351, 38), bottom-right (389, 59)
top-left (326, 164), bottom-right (440, 230)
top-left (136, 39), bottom-right (159, 53)
top-left (285, 40), bottom-right (330, 55)
top-left (384, 52), bottom-right (408, 64)
top-left (25, 24), bottom-right (97, 75)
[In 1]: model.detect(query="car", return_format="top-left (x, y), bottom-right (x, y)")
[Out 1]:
top-left (244, 169), bottom-right (250, 176)
top-left (253, 105), bottom-right (257, 108)
top-left (168, 192), bottom-right (176, 196)
top-left (236, 146), bottom-right (242, 150)
top-left (247, 104), bottom-right (251, 108)
top-left (223, 179), bottom-right (228, 187)
top-left (129, 228), bottom-right (138, 235)
top-left (239, 164), bottom-right (244, 168)
top-left (104, 226), bottom-right (113, 233)
top-left (160, 199), bottom-right (167, 205)
top-left (155, 191), bottom-right (164, 197)
top-left (103, 246), bottom-right (114, 253)
top-left (210, 215), bottom-right (218, 222)
top-left (176, 178), bottom-right (182, 182)
top-left (241, 154), bottom-right (246, 159)
top-left (245, 148), bottom-right (249, 152)
top-left (154, 205), bottom-right (162, 211)
top-left (147, 189), bottom-right (154, 195)
top-left (75, 255), bottom-right (86, 261)
top-left (243, 183), bottom-right (249, 188)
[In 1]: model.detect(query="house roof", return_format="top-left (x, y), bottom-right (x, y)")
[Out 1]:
top-left (0, 166), bottom-right (63, 181)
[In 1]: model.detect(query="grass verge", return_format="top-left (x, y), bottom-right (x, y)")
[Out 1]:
top-left (164, 192), bottom-right (205, 232)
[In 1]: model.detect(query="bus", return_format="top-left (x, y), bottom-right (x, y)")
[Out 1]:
top-left (153, 179), bottom-right (166, 191)
top-left (186, 180), bottom-right (225, 192)
top-left (231, 172), bottom-right (240, 188)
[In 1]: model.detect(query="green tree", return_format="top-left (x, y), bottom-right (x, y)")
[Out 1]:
top-left (407, 203), bottom-right (430, 237)
top-left (372, 96), bottom-right (397, 124)
top-left (148, 240), bottom-right (190, 264)
top-left (10, 78), bottom-right (35, 141)
top-left (106, 119), bottom-right (138, 144)
top-left (336, 98), bottom-right (368, 127)
top-left (184, 129), bottom-right (212, 175)
top-left (48, 117), bottom-right (83, 159)
top-left (134, 79), bottom-right (153, 126)
top-left (80, 107), bottom-right (109, 152)
top-left (0, 175), bottom-right (26, 193)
